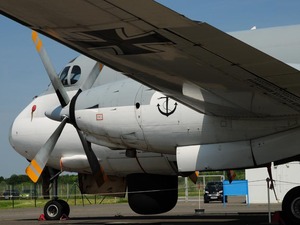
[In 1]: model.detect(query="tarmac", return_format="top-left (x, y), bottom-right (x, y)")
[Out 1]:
top-left (0, 197), bottom-right (283, 225)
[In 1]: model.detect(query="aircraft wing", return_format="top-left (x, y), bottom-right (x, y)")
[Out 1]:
top-left (2, 0), bottom-right (300, 117)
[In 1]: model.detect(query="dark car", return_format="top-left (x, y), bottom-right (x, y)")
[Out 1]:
top-left (204, 181), bottom-right (227, 203)
top-left (2, 189), bottom-right (20, 200)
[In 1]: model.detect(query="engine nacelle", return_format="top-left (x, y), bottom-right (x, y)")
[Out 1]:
top-left (177, 141), bottom-right (254, 171)
top-left (177, 127), bottom-right (300, 172)
top-left (60, 155), bottom-right (91, 172)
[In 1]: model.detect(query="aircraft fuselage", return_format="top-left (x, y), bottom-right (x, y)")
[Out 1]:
top-left (9, 66), bottom-right (300, 175)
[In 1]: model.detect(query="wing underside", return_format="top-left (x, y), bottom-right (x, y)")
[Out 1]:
top-left (1, 0), bottom-right (300, 117)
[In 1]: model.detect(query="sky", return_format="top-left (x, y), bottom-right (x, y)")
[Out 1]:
top-left (1, 0), bottom-right (300, 178)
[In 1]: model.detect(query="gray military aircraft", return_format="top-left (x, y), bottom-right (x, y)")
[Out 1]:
top-left (1, 1), bottom-right (300, 224)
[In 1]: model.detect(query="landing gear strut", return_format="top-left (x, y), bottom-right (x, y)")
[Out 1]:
top-left (43, 169), bottom-right (70, 220)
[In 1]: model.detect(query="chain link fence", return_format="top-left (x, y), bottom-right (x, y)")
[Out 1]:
top-left (0, 175), bottom-right (226, 208)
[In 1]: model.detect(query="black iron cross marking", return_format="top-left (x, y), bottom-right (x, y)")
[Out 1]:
top-left (74, 28), bottom-right (172, 55)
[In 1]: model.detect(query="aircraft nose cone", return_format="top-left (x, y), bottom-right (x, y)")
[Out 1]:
top-left (8, 120), bottom-right (16, 150)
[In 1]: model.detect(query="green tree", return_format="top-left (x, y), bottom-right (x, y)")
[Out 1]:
top-left (6, 174), bottom-right (19, 185)
top-left (5, 174), bottom-right (31, 185)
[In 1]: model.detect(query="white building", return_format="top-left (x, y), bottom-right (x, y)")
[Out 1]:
top-left (246, 162), bottom-right (300, 203)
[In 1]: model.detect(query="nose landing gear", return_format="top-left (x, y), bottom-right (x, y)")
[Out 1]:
top-left (43, 169), bottom-right (70, 220)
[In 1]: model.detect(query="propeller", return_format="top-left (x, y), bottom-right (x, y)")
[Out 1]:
top-left (26, 31), bottom-right (106, 186)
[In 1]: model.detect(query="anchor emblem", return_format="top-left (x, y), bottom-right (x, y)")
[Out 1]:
top-left (157, 97), bottom-right (178, 117)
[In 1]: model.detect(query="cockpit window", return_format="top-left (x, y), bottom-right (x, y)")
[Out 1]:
top-left (59, 66), bottom-right (70, 86)
top-left (70, 66), bottom-right (81, 85)
top-left (59, 65), bottom-right (81, 86)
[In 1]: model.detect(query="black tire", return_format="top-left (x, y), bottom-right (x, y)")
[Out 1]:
top-left (127, 174), bottom-right (178, 214)
top-left (221, 199), bottom-right (228, 203)
top-left (204, 196), bottom-right (209, 203)
top-left (222, 196), bottom-right (228, 203)
top-left (44, 200), bottom-right (63, 220)
top-left (282, 186), bottom-right (300, 225)
top-left (57, 199), bottom-right (70, 216)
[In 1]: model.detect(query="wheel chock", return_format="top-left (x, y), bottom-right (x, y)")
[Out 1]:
top-left (38, 214), bottom-right (46, 221)
top-left (272, 211), bottom-right (286, 225)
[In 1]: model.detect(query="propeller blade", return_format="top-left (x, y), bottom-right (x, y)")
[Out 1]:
top-left (26, 117), bottom-right (68, 183)
top-left (80, 62), bottom-right (104, 92)
top-left (32, 31), bottom-right (70, 107)
top-left (77, 130), bottom-right (108, 187)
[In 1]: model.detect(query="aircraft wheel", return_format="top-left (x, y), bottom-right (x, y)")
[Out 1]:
top-left (57, 199), bottom-right (70, 216)
top-left (44, 200), bottom-right (63, 220)
top-left (127, 174), bottom-right (178, 214)
top-left (282, 186), bottom-right (300, 225)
